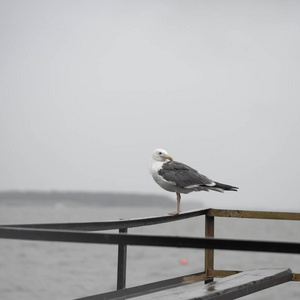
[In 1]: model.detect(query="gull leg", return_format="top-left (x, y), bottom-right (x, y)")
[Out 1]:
top-left (169, 192), bottom-right (181, 215)
top-left (176, 192), bottom-right (181, 214)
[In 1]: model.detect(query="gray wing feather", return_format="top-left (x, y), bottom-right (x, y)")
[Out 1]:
top-left (159, 161), bottom-right (213, 188)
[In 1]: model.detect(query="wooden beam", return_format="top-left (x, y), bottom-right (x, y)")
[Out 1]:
top-left (133, 268), bottom-right (293, 300)
top-left (80, 272), bottom-right (207, 300)
top-left (208, 269), bottom-right (241, 278)
top-left (207, 209), bottom-right (300, 221)
top-left (205, 215), bottom-right (214, 283)
top-left (293, 273), bottom-right (300, 281)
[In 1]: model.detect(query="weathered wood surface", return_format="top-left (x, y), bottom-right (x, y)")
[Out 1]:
top-left (135, 268), bottom-right (292, 300)
top-left (207, 209), bottom-right (300, 221)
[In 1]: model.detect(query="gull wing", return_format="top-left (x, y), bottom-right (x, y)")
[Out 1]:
top-left (158, 161), bottom-right (214, 189)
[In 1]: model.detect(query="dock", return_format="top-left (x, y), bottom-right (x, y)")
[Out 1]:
top-left (0, 208), bottom-right (300, 299)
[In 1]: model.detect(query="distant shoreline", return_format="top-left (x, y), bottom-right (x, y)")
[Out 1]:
top-left (0, 191), bottom-right (174, 207)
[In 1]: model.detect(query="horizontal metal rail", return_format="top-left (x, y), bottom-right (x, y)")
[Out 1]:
top-left (2, 209), bottom-right (300, 232)
top-left (1, 227), bottom-right (300, 254)
top-left (0, 208), bottom-right (208, 231)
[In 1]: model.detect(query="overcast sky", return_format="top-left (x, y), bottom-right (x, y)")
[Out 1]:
top-left (1, 0), bottom-right (300, 211)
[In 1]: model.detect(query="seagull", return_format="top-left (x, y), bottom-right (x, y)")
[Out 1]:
top-left (150, 149), bottom-right (238, 215)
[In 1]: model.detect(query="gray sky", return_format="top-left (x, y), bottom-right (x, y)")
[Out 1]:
top-left (1, 0), bottom-right (300, 211)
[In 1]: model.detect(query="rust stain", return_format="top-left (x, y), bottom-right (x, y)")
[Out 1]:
top-left (182, 273), bottom-right (207, 284)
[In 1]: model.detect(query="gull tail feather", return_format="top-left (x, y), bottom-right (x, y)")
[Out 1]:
top-left (213, 182), bottom-right (239, 192)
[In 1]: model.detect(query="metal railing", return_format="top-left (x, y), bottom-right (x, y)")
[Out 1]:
top-left (0, 208), bottom-right (300, 299)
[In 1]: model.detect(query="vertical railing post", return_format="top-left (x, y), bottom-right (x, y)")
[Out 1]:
top-left (205, 214), bottom-right (214, 284)
top-left (117, 227), bottom-right (128, 290)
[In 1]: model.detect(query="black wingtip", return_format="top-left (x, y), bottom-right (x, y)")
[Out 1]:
top-left (214, 182), bottom-right (239, 191)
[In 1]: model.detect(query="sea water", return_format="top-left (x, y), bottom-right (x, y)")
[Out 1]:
top-left (0, 200), bottom-right (299, 300)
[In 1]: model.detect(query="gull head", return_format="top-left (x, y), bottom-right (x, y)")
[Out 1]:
top-left (152, 149), bottom-right (173, 162)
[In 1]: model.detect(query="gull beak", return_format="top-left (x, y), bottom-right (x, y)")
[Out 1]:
top-left (165, 155), bottom-right (173, 161)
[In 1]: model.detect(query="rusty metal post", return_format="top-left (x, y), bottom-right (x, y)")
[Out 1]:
top-left (117, 227), bottom-right (128, 290)
top-left (205, 214), bottom-right (214, 284)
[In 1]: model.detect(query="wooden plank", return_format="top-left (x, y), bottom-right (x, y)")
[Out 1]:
top-left (207, 209), bottom-right (300, 221)
top-left (76, 272), bottom-right (207, 300)
top-left (134, 268), bottom-right (293, 300)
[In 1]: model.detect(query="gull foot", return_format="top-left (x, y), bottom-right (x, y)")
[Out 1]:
top-left (168, 211), bottom-right (180, 216)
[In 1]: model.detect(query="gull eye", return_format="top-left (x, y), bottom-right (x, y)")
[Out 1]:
top-left (159, 152), bottom-right (162, 155)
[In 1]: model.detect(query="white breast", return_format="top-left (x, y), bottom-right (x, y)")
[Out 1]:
top-left (149, 160), bottom-right (177, 192)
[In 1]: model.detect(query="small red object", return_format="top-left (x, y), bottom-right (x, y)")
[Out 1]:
top-left (180, 258), bottom-right (188, 265)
